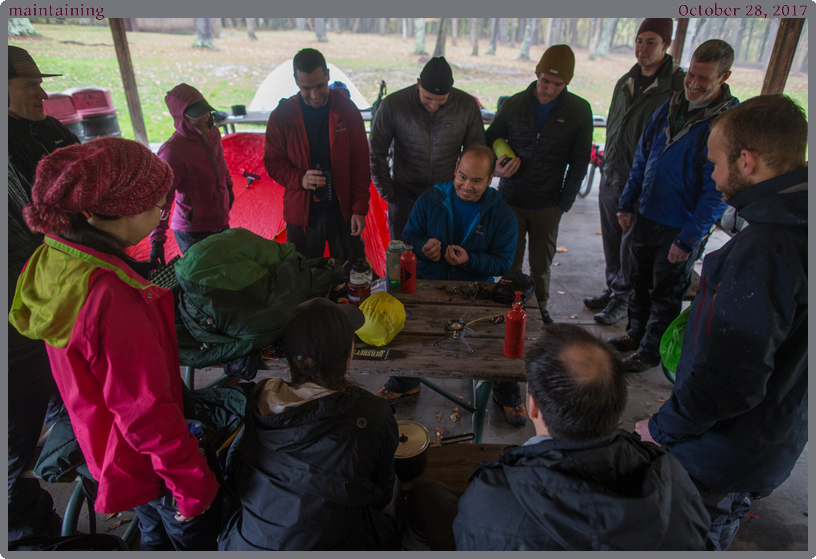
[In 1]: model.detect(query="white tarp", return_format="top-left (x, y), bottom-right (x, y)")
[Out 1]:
top-left (248, 59), bottom-right (371, 112)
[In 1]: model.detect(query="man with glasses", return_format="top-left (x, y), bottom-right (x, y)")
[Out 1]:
top-left (149, 83), bottom-right (234, 260)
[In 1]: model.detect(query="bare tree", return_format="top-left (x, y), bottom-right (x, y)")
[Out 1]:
top-left (402, 18), bottom-right (408, 42)
top-left (451, 18), bottom-right (458, 46)
top-left (730, 18), bottom-right (746, 62)
top-left (414, 18), bottom-right (428, 54)
top-left (499, 18), bottom-right (509, 45)
top-left (432, 18), bottom-right (449, 57)
top-left (595, 18), bottom-right (617, 58)
top-left (9, 18), bottom-right (38, 36)
top-left (486, 18), bottom-right (498, 55)
top-left (352, 18), bottom-right (361, 33)
top-left (193, 18), bottom-right (216, 49)
top-left (550, 18), bottom-right (562, 45)
top-left (379, 18), bottom-right (387, 36)
top-left (314, 18), bottom-right (328, 42)
top-left (519, 18), bottom-right (537, 60)
top-left (295, 18), bottom-right (305, 31)
top-left (588, 18), bottom-right (602, 59)
top-left (761, 19), bottom-right (781, 66)
top-left (333, 18), bottom-right (343, 34)
top-left (791, 19), bottom-right (808, 73)
top-left (470, 18), bottom-right (479, 55)
top-left (247, 18), bottom-right (258, 41)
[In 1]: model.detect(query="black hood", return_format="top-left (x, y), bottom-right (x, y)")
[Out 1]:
top-left (729, 165), bottom-right (807, 227)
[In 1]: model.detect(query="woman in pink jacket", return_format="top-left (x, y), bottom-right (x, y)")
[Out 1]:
top-left (9, 137), bottom-right (220, 550)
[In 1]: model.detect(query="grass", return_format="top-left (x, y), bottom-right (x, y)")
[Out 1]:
top-left (11, 23), bottom-right (808, 148)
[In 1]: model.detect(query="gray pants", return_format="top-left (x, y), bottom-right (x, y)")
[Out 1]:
top-left (599, 175), bottom-right (637, 302)
top-left (386, 194), bottom-right (417, 242)
top-left (509, 205), bottom-right (562, 313)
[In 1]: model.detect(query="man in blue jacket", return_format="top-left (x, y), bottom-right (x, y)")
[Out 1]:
top-left (610, 40), bottom-right (738, 373)
top-left (636, 94), bottom-right (808, 551)
top-left (376, 145), bottom-right (524, 426)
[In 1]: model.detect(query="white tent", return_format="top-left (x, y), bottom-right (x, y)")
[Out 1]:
top-left (248, 59), bottom-right (371, 112)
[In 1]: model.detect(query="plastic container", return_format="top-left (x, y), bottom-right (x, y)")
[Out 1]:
top-left (43, 92), bottom-right (81, 124)
top-left (386, 240), bottom-right (405, 287)
top-left (503, 290), bottom-right (527, 358)
top-left (63, 86), bottom-right (116, 117)
top-left (400, 244), bottom-right (416, 294)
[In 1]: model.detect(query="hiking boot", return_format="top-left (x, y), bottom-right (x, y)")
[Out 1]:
top-left (605, 334), bottom-right (640, 352)
top-left (583, 290), bottom-right (611, 311)
top-left (493, 395), bottom-right (528, 427)
top-left (375, 385), bottom-right (420, 402)
top-left (622, 352), bottom-right (660, 373)
top-left (594, 298), bottom-right (629, 326)
top-left (540, 309), bottom-right (555, 325)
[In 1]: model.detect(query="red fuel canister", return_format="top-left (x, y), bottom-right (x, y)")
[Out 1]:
top-left (400, 244), bottom-right (417, 294)
top-left (503, 290), bottom-right (527, 358)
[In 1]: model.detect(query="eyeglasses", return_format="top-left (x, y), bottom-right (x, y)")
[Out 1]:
top-left (155, 206), bottom-right (170, 221)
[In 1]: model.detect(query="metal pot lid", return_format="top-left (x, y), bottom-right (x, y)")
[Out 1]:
top-left (395, 420), bottom-right (430, 458)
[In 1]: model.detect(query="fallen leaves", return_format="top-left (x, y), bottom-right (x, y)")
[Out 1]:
top-left (435, 411), bottom-right (442, 422)
top-left (435, 427), bottom-right (443, 440)
top-left (557, 291), bottom-right (566, 295)
top-left (596, 232), bottom-right (603, 235)
top-left (556, 246), bottom-right (568, 253)
top-left (450, 407), bottom-right (460, 422)
top-left (552, 262), bottom-right (560, 266)
top-left (105, 513), bottom-right (121, 521)
top-left (570, 315), bottom-right (578, 319)
top-left (105, 517), bottom-right (132, 532)
top-left (656, 397), bottom-right (668, 402)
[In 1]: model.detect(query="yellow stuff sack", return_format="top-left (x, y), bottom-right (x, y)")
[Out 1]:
top-left (356, 291), bottom-right (406, 347)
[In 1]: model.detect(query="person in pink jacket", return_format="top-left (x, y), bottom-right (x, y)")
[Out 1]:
top-left (149, 83), bottom-right (234, 262)
top-left (9, 137), bottom-right (220, 550)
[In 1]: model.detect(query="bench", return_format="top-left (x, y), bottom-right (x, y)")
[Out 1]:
top-left (402, 443), bottom-right (508, 494)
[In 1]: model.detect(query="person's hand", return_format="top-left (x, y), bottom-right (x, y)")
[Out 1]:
top-left (149, 242), bottom-right (166, 266)
top-left (668, 244), bottom-right (690, 263)
top-left (350, 214), bottom-right (366, 236)
top-left (444, 245), bottom-right (469, 266)
top-left (301, 169), bottom-right (326, 191)
top-left (494, 155), bottom-right (521, 178)
top-left (617, 212), bottom-right (633, 231)
top-left (174, 503), bottom-right (210, 524)
top-left (422, 238), bottom-right (442, 262)
top-left (634, 419), bottom-right (660, 445)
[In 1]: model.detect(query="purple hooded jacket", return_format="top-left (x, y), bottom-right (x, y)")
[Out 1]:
top-left (150, 83), bottom-right (234, 246)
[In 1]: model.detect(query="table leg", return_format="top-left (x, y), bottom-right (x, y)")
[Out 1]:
top-left (417, 378), bottom-right (476, 413)
top-left (471, 380), bottom-right (493, 443)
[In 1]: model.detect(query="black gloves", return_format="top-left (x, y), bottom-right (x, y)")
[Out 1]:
top-left (150, 242), bottom-right (166, 266)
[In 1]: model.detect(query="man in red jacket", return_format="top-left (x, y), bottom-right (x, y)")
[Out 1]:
top-left (264, 48), bottom-right (370, 269)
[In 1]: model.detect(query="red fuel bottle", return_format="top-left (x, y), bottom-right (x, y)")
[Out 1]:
top-left (503, 290), bottom-right (527, 358)
top-left (400, 244), bottom-right (417, 294)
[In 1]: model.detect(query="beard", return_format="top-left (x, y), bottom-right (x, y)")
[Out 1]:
top-left (717, 161), bottom-right (754, 201)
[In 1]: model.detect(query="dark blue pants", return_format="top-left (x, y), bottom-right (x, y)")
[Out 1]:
top-left (286, 219), bottom-right (365, 273)
top-left (691, 477), bottom-right (751, 551)
top-left (173, 227), bottom-right (229, 255)
top-left (385, 377), bottom-right (521, 407)
top-left (134, 491), bottom-right (223, 551)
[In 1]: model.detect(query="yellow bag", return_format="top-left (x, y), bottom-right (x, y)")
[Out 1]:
top-left (356, 291), bottom-right (406, 347)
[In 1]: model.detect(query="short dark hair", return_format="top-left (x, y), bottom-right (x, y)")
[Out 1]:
top-left (293, 48), bottom-right (328, 76)
top-left (692, 39), bottom-right (734, 76)
top-left (460, 144), bottom-right (497, 171)
top-left (288, 342), bottom-right (356, 392)
top-left (525, 324), bottom-right (628, 443)
top-left (712, 94), bottom-right (808, 174)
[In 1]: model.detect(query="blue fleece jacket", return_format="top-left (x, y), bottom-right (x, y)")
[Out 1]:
top-left (402, 182), bottom-right (517, 282)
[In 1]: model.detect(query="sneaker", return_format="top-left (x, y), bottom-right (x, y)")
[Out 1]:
top-left (583, 290), bottom-right (611, 311)
top-left (622, 352), bottom-right (660, 373)
top-left (375, 385), bottom-right (420, 402)
top-left (493, 395), bottom-right (528, 427)
top-left (594, 298), bottom-right (629, 326)
top-left (605, 334), bottom-right (640, 352)
top-left (540, 309), bottom-right (555, 325)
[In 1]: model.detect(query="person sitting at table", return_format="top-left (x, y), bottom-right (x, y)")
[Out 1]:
top-left (219, 298), bottom-right (401, 551)
top-left (375, 145), bottom-right (525, 428)
top-left (401, 324), bottom-right (709, 551)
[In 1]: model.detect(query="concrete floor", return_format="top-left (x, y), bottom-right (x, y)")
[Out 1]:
top-left (37, 172), bottom-right (807, 551)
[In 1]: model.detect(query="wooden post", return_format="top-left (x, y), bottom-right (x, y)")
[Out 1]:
top-left (670, 18), bottom-right (688, 62)
top-left (761, 18), bottom-right (805, 95)
top-left (109, 18), bottom-right (148, 146)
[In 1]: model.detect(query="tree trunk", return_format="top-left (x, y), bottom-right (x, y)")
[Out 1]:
top-left (507, 19), bottom-right (515, 47)
top-left (193, 18), bottom-right (216, 49)
top-left (730, 18), bottom-right (746, 62)
top-left (595, 18), bottom-right (616, 58)
top-left (569, 18), bottom-right (579, 44)
top-left (499, 18), bottom-right (509, 45)
top-left (379, 18), bottom-right (387, 36)
top-left (247, 18), bottom-right (257, 40)
top-left (486, 18), bottom-right (498, 55)
top-left (791, 19), bottom-right (808, 73)
top-left (295, 18), bottom-right (305, 31)
top-left (681, 18), bottom-right (699, 67)
top-left (414, 18), bottom-right (428, 54)
top-left (544, 18), bottom-right (553, 46)
top-left (433, 18), bottom-right (449, 57)
top-left (743, 19), bottom-right (756, 61)
top-left (515, 18), bottom-right (525, 44)
top-left (352, 18), bottom-right (361, 33)
top-left (402, 18), bottom-right (408, 41)
top-left (761, 19), bottom-right (780, 65)
top-left (451, 18), bottom-right (458, 46)
top-left (519, 17), bottom-right (536, 60)
top-left (315, 18), bottom-right (328, 42)
top-left (550, 18), bottom-right (562, 45)
top-left (8, 18), bottom-right (38, 36)
top-left (470, 18), bottom-right (479, 55)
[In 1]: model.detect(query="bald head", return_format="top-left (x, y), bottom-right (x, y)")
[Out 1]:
top-left (525, 324), bottom-right (628, 442)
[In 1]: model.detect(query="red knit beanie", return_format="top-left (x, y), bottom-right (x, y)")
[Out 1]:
top-left (637, 18), bottom-right (674, 45)
top-left (24, 137), bottom-right (173, 235)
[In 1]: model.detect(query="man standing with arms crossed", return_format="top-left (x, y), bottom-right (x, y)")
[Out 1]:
top-left (584, 19), bottom-right (685, 326)
top-left (369, 56), bottom-right (485, 240)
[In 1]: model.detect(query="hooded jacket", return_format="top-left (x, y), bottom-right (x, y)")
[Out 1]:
top-left (453, 431), bottom-right (709, 551)
top-left (8, 235), bottom-right (218, 517)
top-left (602, 55), bottom-right (685, 190)
top-left (485, 82), bottom-right (593, 212)
top-left (263, 90), bottom-right (370, 227)
top-left (150, 83), bottom-right (234, 246)
top-left (401, 181), bottom-right (517, 281)
top-left (618, 86), bottom-right (739, 252)
top-left (8, 113), bottom-right (79, 187)
top-left (219, 380), bottom-right (400, 551)
top-left (649, 166), bottom-right (808, 493)
top-left (369, 85), bottom-right (486, 203)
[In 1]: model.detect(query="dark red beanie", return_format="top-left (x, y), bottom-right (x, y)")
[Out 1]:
top-left (24, 137), bottom-right (173, 235)
top-left (637, 18), bottom-right (674, 45)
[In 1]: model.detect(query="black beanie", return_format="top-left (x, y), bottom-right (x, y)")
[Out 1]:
top-left (419, 57), bottom-right (454, 95)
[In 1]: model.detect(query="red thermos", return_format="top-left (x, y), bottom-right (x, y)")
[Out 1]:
top-left (503, 291), bottom-right (527, 358)
top-left (400, 244), bottom-right (417, 294)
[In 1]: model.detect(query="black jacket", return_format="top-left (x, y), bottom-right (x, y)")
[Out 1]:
top-left (8, 114), bottom-right (79, 186)
top-left (485, 82), bottom-right (593, 212)
top-left (650, 166), bottom-right (808, 493)
top-left (219, 382), bottom-right (400, 550)
top-left (453, 431), bottom-right (709, 550)
top-left (602, 55), bottom-right (685, 190)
